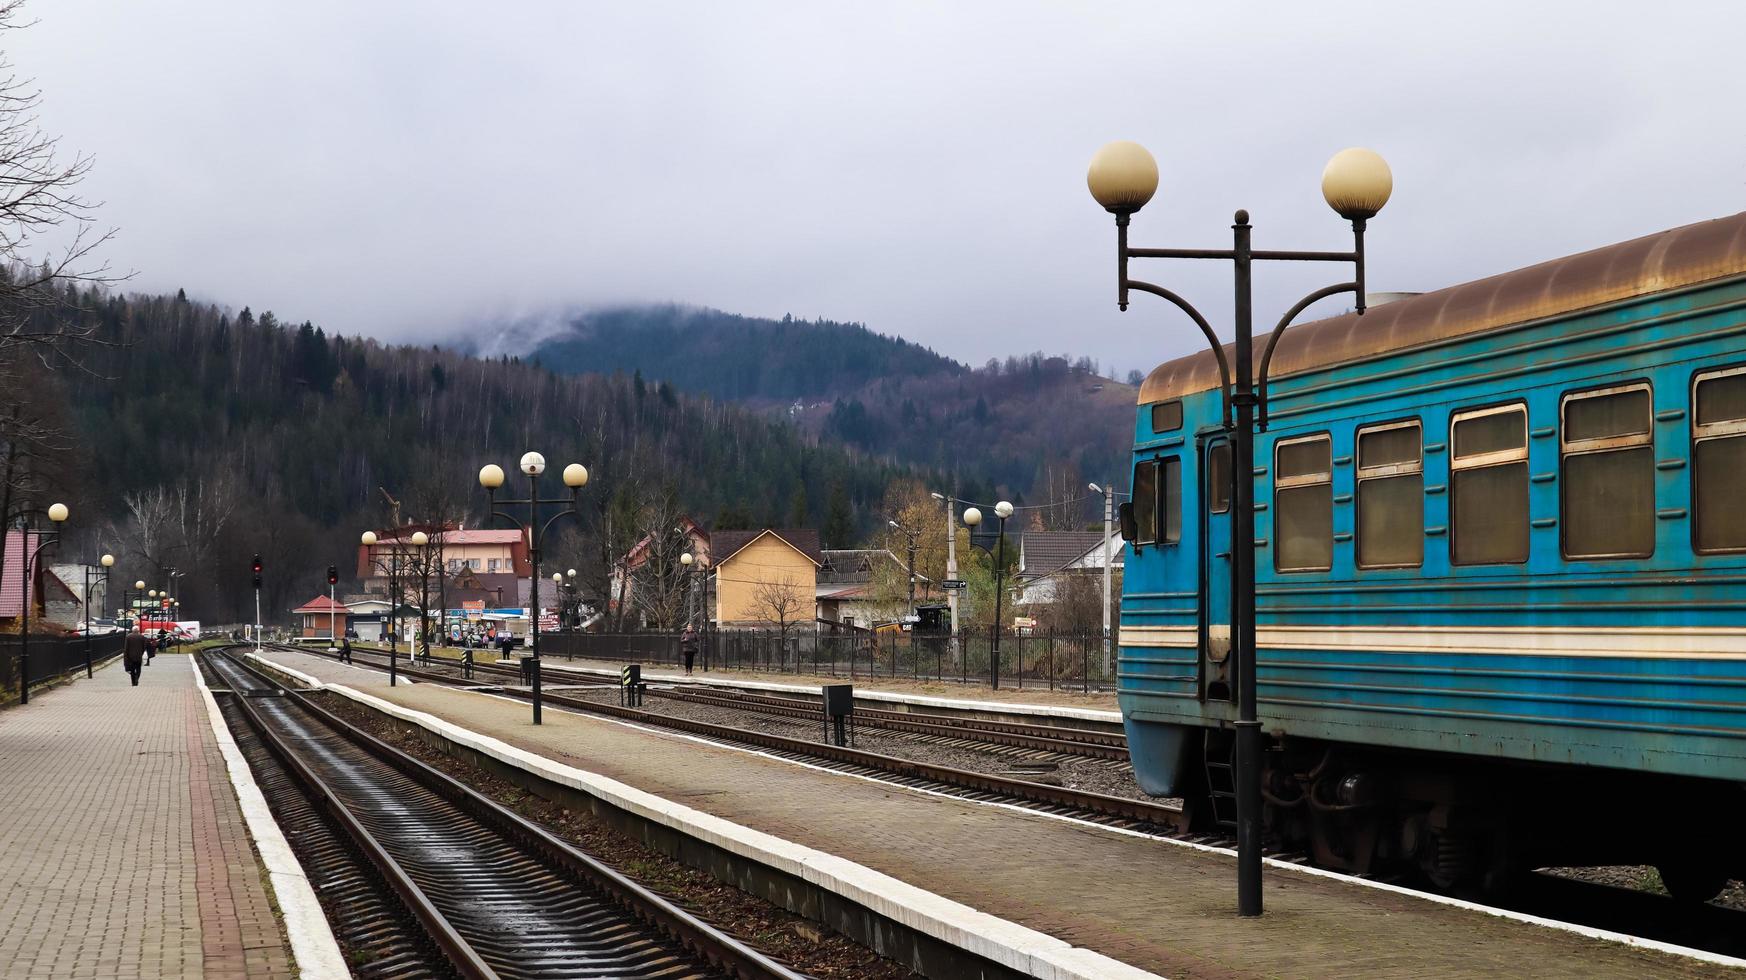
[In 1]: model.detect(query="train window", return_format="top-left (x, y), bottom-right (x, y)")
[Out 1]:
top-left (1451, 404), bottom-right (1529, 565)
top-left (1208, 443), bottom-right (1231, 514)
top-left (1275, 434), bottom-right (1332, 572)
top-left (1694, 368), bottom-right (1746, 552)
top-left (1132, 460), bottom-right (1158, 544)
top-left (1131, 457), bottom-right (1182, 545)
top-left (1151, 400), bottom-right (1183, 433)
top-left (1357, 420), bottom-right (1423, 568)
top-left (1161, 457), bottom-right (1182, 543)
top-left (1562, 384), bottom-right (1654, 559)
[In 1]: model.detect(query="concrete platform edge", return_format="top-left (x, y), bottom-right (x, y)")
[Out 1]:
top-left (191, 657), bottom-right (349, 979)
top-left (254, 653), bottom-right (1159, 980)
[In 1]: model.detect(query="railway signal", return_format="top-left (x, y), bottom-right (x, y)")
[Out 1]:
top-left (327, 564), bottom-right (340, 643)
top-left (252, 553), bottom-right (263, 651)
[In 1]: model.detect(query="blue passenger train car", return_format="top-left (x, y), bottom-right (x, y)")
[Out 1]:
top-left (1118, 213), bottom-right (1746, 898)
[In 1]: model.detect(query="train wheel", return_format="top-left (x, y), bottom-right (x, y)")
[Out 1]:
top-left (1656, 861), bottom-right (1729, 904)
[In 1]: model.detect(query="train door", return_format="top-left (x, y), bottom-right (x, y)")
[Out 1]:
top-left (1201, 437), bottom-right (1234, 701)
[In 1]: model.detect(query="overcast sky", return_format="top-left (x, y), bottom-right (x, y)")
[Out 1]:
top-left (14, 1), bottom-right (1746, 375)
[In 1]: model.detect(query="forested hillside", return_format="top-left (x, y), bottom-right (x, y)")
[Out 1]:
top-left (519, 305), bottom-right (963, 401)
top-left (11, 288), bottom-right (933, 623)
top-left (513, 304), bottom-right (1137, 497)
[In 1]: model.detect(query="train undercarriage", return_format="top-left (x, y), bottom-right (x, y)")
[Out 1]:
top-left (1178, 727), bottom-right (1745, 903)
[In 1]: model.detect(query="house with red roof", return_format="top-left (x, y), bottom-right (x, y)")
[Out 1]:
top-left (291, 594), bottom-right (347, 639)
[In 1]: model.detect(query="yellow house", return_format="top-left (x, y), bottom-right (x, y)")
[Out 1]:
top-left (708, 529), bottom-right (822, 630)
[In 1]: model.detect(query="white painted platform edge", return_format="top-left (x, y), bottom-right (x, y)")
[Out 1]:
top-left (190, 657), bottom-right (349, 980)
top-left (266, 658), bottom-right (1158, 980)
top-left (544, 661), bottom-right (1124, 723)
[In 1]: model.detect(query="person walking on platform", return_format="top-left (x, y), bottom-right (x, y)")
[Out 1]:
top-left (143, 633), bottom-right (156, 665)
top-left (339, 635), bottom-right (353, 664)
top-left (123, 628), bottom-right (146, 686)
top-left (681, 627), bottom-right (698, 676)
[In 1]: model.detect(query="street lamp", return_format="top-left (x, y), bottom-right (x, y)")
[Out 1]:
top-left (18, 502), bottom-right (68, 705)
top-left (130, 579), bottom-right (145, 629)
top-left (81, 553), bottom-right (114, 679)
top-left (362, 529), bottom-right (411, 684)
top-left (961, 500), bottom-right (1013, 688)
top-left (411, 531), bottom-right (432, 664)
top-left (1086, 140), bottom-right (1391, 917)
top-left (679, 551), bottom-right (696, 629)
top-left (478, 453), bottom-right (588, 724)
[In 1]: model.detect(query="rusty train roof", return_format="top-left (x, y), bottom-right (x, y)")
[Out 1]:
top-left (1137, 211), bottom-right (1746, 405)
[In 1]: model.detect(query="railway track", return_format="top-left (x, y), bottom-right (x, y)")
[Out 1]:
top-left (315, 646), bottom-right (1129, 761)
top-left (265, 643), bottom-right (1193, 834)
top-left (248, 644), bottom-right (1746, 961)
top-left (645, 685), bottom-right (1129, 761)
top-left (203, 647), bottom-right (801, 980)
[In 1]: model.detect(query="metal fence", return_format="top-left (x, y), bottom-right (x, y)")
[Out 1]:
top-left (0, 633), bottom-right (126, 698)
top-left (538, 628), bottom-right (1117, 692)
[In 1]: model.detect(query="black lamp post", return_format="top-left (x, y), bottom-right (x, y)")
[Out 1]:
top-left (17, 502), bottom-right (69, 705)
top-left (478, 453), bottom-right (588, 725)
top-left (960, 501), bottom-right (1013, 689)
top-left (680, 552), bottom-right (698, 629)
top-left (1085, 140), bottom-right (1393, 918)
top-left (411, 530), bottom-right (434, 663)
top-left (83, 553), bottom-right (113, 679)
top-left (360, 529), bottom-right (409, 685)
top-left (127, 579), bottom-right (145, 630)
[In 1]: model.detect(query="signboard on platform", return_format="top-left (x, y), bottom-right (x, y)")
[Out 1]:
top-left (939, 579), bottom-right (967, 591)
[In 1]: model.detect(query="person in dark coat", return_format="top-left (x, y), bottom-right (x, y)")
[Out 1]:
top-left (144, 633), bottom-right (157, 664)
top-left (339, 635), bottom-right (353, 664)
top-left (680, 627), bottom-right (699, 676)
top-left (123, 628), bottom-right (146, 686)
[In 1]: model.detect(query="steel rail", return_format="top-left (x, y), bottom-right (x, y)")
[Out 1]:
top-left (329, 645), bottom-right (1128, 756)
top-left (647, 685), bottom-right (1131, 760)
top-left (267, 644), bottom-right (1186, 829)
top-left (212, 648), bottom-right (803, 980)
top-left (210, 653), bottom-right (499, 979)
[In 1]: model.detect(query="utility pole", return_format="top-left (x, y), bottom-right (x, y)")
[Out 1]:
top-left (1091, 482), bottom-right (1114, 673)
top-left (932, 492), bottom-right (959, 659)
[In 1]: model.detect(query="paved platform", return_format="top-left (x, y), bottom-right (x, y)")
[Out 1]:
top-left (0, 655), bottom-right (297, 979)
top-left (261, 646), bottom-right (1734, 979)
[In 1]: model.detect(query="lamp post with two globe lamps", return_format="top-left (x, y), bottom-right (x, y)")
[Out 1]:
top-left (959, 500), bottom-right (1013, 689)
top-left (478, 453), bottom-right (588, 725)
top-left (1084, 139), bottom-right (1394, 917)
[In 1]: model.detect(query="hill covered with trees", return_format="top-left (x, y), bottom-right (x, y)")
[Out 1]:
top-left (509, 304), bottom-right (1137, 501)
top-left (9, 288), bottom-right (940, 624)
top-left (517, 305), bottom-right (964, 401)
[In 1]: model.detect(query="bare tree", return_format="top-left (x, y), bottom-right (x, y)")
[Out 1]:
top-left (747, 574), bottom-right (808, 644)
top-left (0, 370), bottom-right (72, 576)
top-left (630, 488), bottom-right (692, 630)
top-left (0, 1), bottom-right (120, 362)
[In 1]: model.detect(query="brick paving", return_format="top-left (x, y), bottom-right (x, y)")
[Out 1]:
top-left (265, 646), bottom-right (1733, 979)
top-left (0, 655), bottom-right (296, 979)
